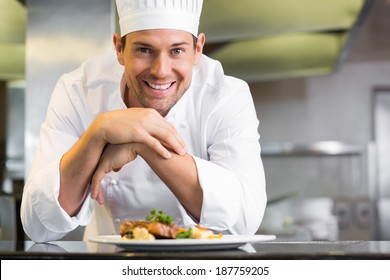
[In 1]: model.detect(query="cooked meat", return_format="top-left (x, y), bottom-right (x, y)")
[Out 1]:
top-left (120, 220), bottom-right (177, 239)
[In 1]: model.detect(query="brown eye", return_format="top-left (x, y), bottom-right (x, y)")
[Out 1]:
top-left (138, 48), bottom-right (150, 53)
top-left (171, 48), bottom-right (183, 55)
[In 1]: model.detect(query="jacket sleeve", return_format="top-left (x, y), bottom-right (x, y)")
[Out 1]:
top-left (20, 78), bottom-right (93, 242)
top-left (181, 82), bottom-right (266, 235)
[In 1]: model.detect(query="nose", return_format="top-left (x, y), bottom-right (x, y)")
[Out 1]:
top-left (150, 53), bottom-right (170, 79)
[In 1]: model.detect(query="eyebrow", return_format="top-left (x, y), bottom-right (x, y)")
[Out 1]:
top-left (131, 41), bottom-right (190, 47)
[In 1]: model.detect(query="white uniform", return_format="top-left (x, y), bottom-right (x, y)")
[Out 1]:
top-left (21, 51), bottom-right (267, 242)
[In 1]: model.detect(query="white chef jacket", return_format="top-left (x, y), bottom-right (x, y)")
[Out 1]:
top-left (21, 51), bottom-right (266, 242)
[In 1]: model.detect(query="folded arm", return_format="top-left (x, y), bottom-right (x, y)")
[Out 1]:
top-left (59, 108), bottom-right (187, 217)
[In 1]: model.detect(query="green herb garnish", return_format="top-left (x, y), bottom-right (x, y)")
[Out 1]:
top-left (145, 209), bottom-right (173, 225)
top-left (176, 227), bottom-right (192, 239)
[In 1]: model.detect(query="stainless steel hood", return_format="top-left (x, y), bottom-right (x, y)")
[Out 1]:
top-left (0, 0), bottom-right (374, 83)
top-left (0, 0), bottom-right (25, 80)
top-left (200, 0), bottom-right (373, 82)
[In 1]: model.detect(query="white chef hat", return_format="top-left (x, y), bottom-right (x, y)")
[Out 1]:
top-left (115, 0), bottom-right (203, 37)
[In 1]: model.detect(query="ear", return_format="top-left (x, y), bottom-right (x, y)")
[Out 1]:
top-left (113, 32), bottom-right (125, 66)
top-left (194, 33), bottom-right (205, 65)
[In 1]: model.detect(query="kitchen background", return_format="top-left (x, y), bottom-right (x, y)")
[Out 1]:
top-left (0, 0), bottom-right (389, 241)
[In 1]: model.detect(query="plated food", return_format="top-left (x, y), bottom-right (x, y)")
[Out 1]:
top-left (120, 210), bottom-right (222, 240)
top-left (89, 234), bottom-right (276, 251)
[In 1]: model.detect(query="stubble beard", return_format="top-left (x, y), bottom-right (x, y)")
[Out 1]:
top-left (130, 83), bottom-right (189, 117)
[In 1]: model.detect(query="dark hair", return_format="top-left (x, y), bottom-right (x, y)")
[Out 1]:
top-left (121, 34), bottom-right (198, 50)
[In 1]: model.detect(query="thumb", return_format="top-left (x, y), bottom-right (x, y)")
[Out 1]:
top-left (90, 166), bottom-right (106, 200)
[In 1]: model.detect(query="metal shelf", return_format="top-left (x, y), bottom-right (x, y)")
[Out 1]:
top-left (261, 141), bottom-right (363, 157)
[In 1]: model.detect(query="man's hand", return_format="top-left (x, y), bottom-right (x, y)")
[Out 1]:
top-left (90, 143), bottom-right (139, 204)
top-left (95, 107), bottom-right (186, 158)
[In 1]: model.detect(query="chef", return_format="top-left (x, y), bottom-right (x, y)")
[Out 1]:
top-left (21, 0), bottom-right (267, 242)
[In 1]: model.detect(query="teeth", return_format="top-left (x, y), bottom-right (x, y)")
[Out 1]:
top-left (147, 82), bottom-right (171, 90)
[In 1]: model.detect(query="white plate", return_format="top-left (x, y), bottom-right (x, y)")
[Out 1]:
top-left (88, 234), bottom-right (276, 251)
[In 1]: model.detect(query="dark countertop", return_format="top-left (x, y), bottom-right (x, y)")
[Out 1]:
top-left (1, 240), bottom-right (390, 259)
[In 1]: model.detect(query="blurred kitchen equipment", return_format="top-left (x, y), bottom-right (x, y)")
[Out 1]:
top-left (373, 88), bottom-right (390, 240)
top-left (259, 197), bottom-right (338, 241)
top-left (0, 195), bottom-right (16, 240)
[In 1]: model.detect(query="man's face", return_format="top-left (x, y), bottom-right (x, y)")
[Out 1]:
top-left (115, 29), bottom-right (205, 116)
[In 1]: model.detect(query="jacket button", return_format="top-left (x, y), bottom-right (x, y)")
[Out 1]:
top-left (110, 179), bottom-right (118, 186)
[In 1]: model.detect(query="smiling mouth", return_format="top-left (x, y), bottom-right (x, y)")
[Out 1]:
top-left (146, 81), bottom-right (174, 91)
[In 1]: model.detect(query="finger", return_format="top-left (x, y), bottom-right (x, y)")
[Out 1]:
top-left (90, 168), bottom-right (105, 200)
top-left (165, 124), bottom-right (187, 155)
top-left (160, 138), bottom-right (187, 156)
top-left (138, 130), bottom-right (172, 159)
top-left (148, 124), bottom-right (186, 156)
top-left (96, 190), bottom-right (105, 205)
top-left (159, 129), bottom-right (186, 156)
top-left (144, 110), bottom-right (186, 155)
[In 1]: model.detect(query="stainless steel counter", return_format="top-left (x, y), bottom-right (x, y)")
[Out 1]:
top-left (1, 240), bottom-right (390, 259)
